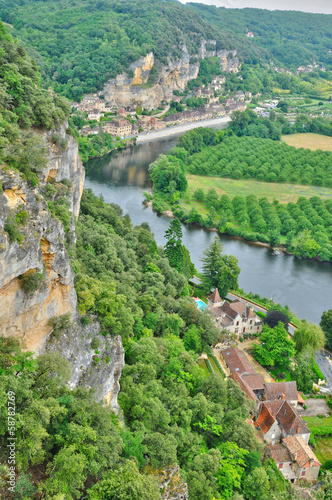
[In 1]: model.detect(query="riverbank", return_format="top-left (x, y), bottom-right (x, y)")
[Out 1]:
top-left (136, 115), bottom-right (231, 143)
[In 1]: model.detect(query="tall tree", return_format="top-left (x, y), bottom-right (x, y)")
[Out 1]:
top-left (320, 309), bottom-right (332, 350)
top-left (254, 323), bottom-right (295, 369)
top-left (164, 219), bottom-right (195, 278)
top-left (293, 320), bottom-right (325, 354)
top-left (201, 237), bottom-right (240, 296)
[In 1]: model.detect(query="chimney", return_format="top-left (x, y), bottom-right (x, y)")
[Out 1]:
top-left (281, 394), bottom-right (286, 400)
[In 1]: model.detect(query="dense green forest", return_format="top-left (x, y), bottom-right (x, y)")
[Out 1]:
top-left (0, 0), bottom-right (262, 101)
top-left (2, 0), bottom-right (330, 101)
top-left (0, 19), bottom-right (70, 185)
top-left (149, 126), bottom-right (332, 261)
top-left (188, 3), bottom-right (332, 71)
top-left (0, 190), bottom-right (299, 499)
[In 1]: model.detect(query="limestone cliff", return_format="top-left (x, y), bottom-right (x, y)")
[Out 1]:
top-left (47, 321), bottom-right (124, 413)
top-left (0, 169), bottom-right (77, 352)
top-left (103, 46), bottom-right (199, 110)
top-left (102, 42), bottom-right (240, 110)
top-left (0, 126), bottom-right (124, 410)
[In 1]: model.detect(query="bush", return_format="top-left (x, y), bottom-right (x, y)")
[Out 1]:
top-left (324, 459), bottom-right (332, 471)
top-left (15, 210), bottom-right (29, 226)
top-left (48, 313), bottom-right (72, 339)
top-left (4, 218), bottom-right (20, 243)
top-left (19, 270), bottom-right (45, 294)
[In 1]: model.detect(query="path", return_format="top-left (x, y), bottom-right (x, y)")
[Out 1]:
top-left (136, 116), bottom-right (231, 143)
top-left (236, 340), bottom-right (275, 383)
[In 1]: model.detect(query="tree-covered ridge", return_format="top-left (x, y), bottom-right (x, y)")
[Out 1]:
top-left (0, 19), bottom-right (69, 184)
top-left (188, 3), bottom-right (332, 70)
top-left (0, 0), bottom-right (260, 101)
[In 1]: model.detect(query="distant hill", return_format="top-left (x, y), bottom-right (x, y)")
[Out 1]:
top-left (187, 3), bottom-right (332, 71)
top-left (0, 0), bottom-right (266, 100)
top-left (1, 0), bottom-right (330, 101)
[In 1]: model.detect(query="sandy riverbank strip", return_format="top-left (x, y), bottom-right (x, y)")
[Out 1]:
top-left (136, 116), bottom-right (231, 143)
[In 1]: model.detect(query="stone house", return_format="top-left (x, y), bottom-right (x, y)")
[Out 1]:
top-left (208, 293), bottom-right (262, 337)
top-left (235, 90), bottom-right (245, 101)
top-left (87, 109), bottom-right (103, 121)
top-left (269, 436), bottom-right (321, 482)
top-left (147, 116), bottom-right (164, 130)
top-left (118, 107), bottom-right (128, 117)
top-left (255, 400), bottom-right (310, 445)
top-left (103, 119), bottom-right (132, 137)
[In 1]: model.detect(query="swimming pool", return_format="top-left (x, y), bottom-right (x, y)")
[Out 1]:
top-left (195, 299), bottom-right (207, 311)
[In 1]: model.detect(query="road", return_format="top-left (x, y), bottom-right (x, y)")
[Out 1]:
top-left (136, 115), bottom-right (231, 143)
top-left (315, 350), bottom-right (332, 390)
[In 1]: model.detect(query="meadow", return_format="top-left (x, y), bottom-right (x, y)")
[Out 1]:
top-left (282, 133), bottom-right (332, 152)
top-left (186, 175), bottom-right (332, 204)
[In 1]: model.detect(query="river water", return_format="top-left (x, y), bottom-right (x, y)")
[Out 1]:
top-left (85, 135), bottom-right (332, 324)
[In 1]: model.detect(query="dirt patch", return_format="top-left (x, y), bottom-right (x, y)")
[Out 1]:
top-left (298, 398), bottom-right (331, 417)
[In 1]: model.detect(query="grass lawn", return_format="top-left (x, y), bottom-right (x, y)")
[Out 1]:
top-left (208, 355), bottom-right (219, 373)
top-left (282, 133), bottom-right (332, 152)
top-left (313, 437), bottom-right (332, 465)
top-left (303, 416), bottom-right (332, 429)
top-left (198, 358), bottom-right (210, 377)
top-left (186, 174), bottom-right (332, 203)
top-left (267, 365), bottom-right (292, 382)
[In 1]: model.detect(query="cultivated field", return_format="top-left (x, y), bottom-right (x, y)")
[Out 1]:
top-left (282, 133), bottom-right (332, 152)
top-left (186, 175), bottom-right (332, 204)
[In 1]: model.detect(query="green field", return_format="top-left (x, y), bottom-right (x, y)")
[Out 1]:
top-left (186, 174), bottom-right (332, 204)
top-left (313, 437), bottom-right (332, 465)
top-left (304, 416), bottom-right (332, 429)
top-left (282, 133), bottom-right (332, 152)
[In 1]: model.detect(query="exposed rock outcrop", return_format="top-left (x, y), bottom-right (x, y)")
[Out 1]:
top-left (47, 321), bottom-right (125, 413)
top-left (0, 170), bottom-right (77, 352)
top-left (103, 47), bottom-right (199, 110)
top-left (102, 42), bottom-right (240, 110)
top-left (146, 465), bottom-right (188, 500)
top-left (42, 122), bottom-right (85, 218)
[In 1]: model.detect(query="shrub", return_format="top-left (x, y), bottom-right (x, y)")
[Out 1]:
top-left (90, 338), bottom-right (101, 350)
top-left (15, 210), bottom-right (29, 226)
top-left (19, 270), bottom-right (45, 294)
top-left (48, 313), bottom-right (72, 339)
top-left (324, 459), bottom-right (332, 471)
top-left (4, 218), bottom-right (20, 242)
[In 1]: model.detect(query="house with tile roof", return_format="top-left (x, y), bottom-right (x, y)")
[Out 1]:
top-left (208, 293), bottom-right (262, 338)
top-left (264, 381), bottom-right (299, 409)
top-left (221, 347), bottom-right (265, 404)
top-left (269, 436), bottom-right (321, 482)
top-left (255, 400), bottom-right (310, 445)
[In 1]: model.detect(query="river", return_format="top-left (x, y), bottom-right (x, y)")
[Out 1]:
top-left (85, 135), bottom-right (332, 324)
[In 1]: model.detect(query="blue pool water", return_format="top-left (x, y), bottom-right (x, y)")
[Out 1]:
top-left (196, 299), bottom-right (207, 311)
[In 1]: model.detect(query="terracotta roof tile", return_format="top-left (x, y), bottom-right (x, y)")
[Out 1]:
top-left (208, 288), bottom-right (222, 304)
top-left (283, 436), bottom-right (321, 467)
top-left (269, 443), bottom-right (292, 464)
top-left (275, 401), bottom-right (310, 436)
top-left (265, 382), bottom-right (298, 402)
top-left (221, 347), bottom-right (256, 376)
top-left (255, 404), bottom-right (276, 433)
top-left (230, 371), bottom-right (258, 402)
top-left (241, 373), bottom-right (265, 390)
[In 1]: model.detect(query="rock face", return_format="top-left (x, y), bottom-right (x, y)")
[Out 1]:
top-left (0, 169), bottom-right (77, 352)
top-left (103, 47), bottom-right (199, 110)
top-left (102, 42), bottom-right (240, 110)
top-left (47, 321), bottom-right (125, 412)
top-left (0, 126), bottom-right (124, 408)
top-left (150, 465), bottom-right (188, 500)
top-left (42, 122), bottom-right (85, 218)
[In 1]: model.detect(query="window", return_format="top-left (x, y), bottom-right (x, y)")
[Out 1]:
top-left (250, 326), bottom-right (252, 330)
top-left (236, 321), bottom-right (239, 326)
top-left (235, 328), bottom-right (238, 334)
top-left (250, 320), bottom-right (252, 324)
top-left (278, 463), bottom-right (283, 469)
top-left (272, 434), bottom-right (275, 438)
top-left (301, 470), bottom-right (305, 477)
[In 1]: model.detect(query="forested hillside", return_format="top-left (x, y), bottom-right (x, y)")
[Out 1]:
top-left (0, 0), bottom-right (263, 100)
top-left (188, 3), bottom-right (332, 70)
